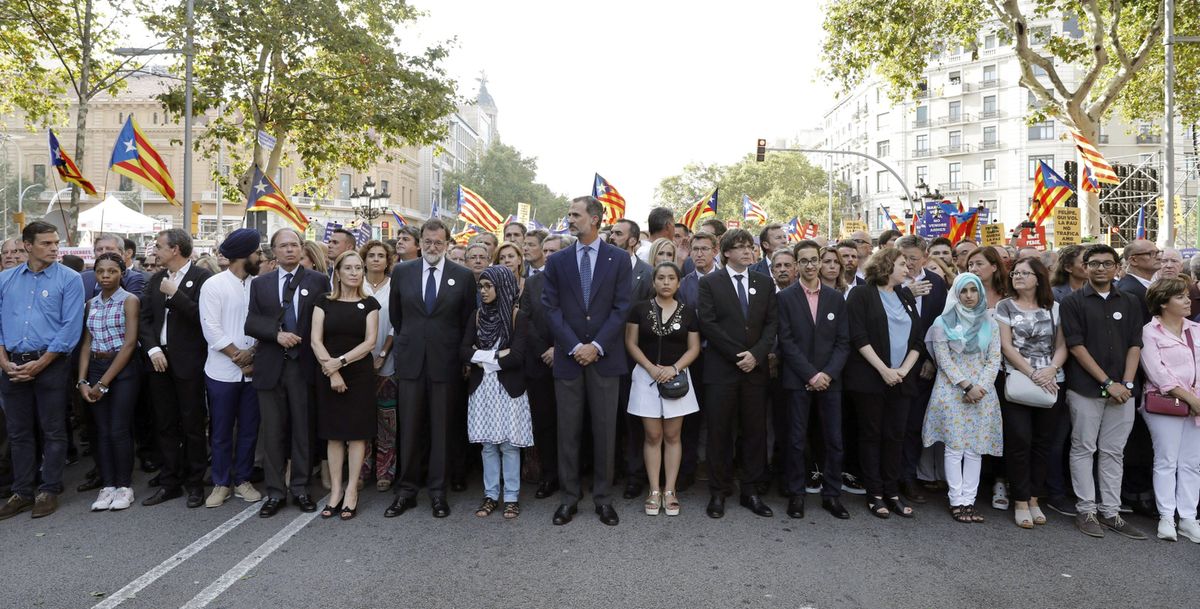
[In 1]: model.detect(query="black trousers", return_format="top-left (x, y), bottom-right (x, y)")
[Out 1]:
top-left (847, 387), bottom-right (910, 497)
top-left (395, 376), bottom-right (454, 500)
top-left (149, 363), bottom-right (207, 491)
top-left (527, 373), bottom-right (558, 483)
top-left (704, 379), bottom-right (768, 498)
top-left (555, 367), bottom-right (619, 507)
top-left (257, 360), bottom-right (314, 500)
top-left (785, 388), bottom-right (843, 498)
top-left (903, 375), bottom-right (935, 482)
top-left (1000, 388), bottom-right (1059, 502)
top-left (679, 354), bottom-right (705, 478)
top-left (619, 373), bottom-right (645, 482)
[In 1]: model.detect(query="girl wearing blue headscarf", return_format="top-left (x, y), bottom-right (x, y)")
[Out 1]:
top-left (922, 272), bottom-right (1003, 524)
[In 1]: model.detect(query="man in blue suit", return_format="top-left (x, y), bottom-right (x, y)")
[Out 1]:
top-left (80, 234), bottom-right (146, 297)
top-left (542, 196), bottom-right (632, 526)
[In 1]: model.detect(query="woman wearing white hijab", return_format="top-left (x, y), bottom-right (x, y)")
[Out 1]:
top-left (923, 272), bottom-right (1004, 524)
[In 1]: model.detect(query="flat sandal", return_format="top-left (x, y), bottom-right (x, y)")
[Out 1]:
top-left (475, 497), bottom-right (498, 518)
top-left (502, 501), bottom-right (520, 519)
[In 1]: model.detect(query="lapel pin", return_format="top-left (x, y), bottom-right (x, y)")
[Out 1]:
top-left (748, 287), bottom-right (757, 295)
top-left (827, 312), bottom-right (835, 320)
top-left (41, 289), bottom-right (48, 298)
top-left (300, 288), bottom-right (310, 296)
top-left (1113, 311), bottom-right (1123, 320)
top-left (448, 278), bottom-right (456, 286)
top-left (185, 280), bottom-right (194, 288)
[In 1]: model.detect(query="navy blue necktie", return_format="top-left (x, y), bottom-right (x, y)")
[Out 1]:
top-left (281, 273), bottom-right (297, 332)
top-left (580, 246), bottom-right (592, 309)
top-left (734, 274), bottom-right (749, 317)
top-left (425, 267), bottom-right (437, 315)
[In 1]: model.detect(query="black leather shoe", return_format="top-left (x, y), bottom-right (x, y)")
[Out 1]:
top-left (76, 475), bottom-right (102, 493)
top-left (140, 458), bottom-right (160, 473)
top-left (595, 504), bottom-right (619, 526)
top-left (293, 494), bottom-right (317, 513)
top-left (622, 481), bottom-right (643, 499)
top-left (787, 496), bottom-right (805, 519)
top-left (259, 497), bottom-right (285, 518)
top-left (534, 480), bottom-right (559, 499)
top-left (450, 476), bottom-right (467, 492)
top-left (147, 474), bottom-right (161, 488)
top-left (822, 496), bottom-right (850, 519)
top-left (706, 495), bottom-right (725, 519)
top-left (384, 496), bottom-right (417, 518)
top-left (186, 487), bottom-right (205, 508)
top-left (552, 504), bottom-right (577, 525)
top-left (677, 473), bottom-right (696, 492)
top-left (740, 494), bottom-right (774, 517)
top-left (431, 498), bottom-right (450, 518)
top-left (141, 487), bottom-right (182, 506)
top-left (901, 480), bottom-right (928, 504)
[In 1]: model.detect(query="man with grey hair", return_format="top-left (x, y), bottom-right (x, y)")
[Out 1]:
top-left (1, 239), bottom-right (26, 270)
top-left (81, 234), bottom-right (146, 298)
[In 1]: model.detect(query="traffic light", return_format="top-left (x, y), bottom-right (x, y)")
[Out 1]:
top-left (382, 221), bottom-right (391, 240)
top-left (191, 203), bottom-right (201, 235)
top-left (756, 139), bottom-right (767, 162)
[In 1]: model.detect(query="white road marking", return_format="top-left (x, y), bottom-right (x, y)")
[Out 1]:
top-left (91, 502), bottom-right (260, 609)
top-left (180, 500), bottom-right (325, 609)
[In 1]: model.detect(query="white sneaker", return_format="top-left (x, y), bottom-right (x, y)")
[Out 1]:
top-left (109, 487), bottom-right (134, 511)
top-left (233, 482), bottom-right (262, 503)
top-left (1158, 517), bottom-right (1178, 541)
top-left (1178, 518), bottom-right (1200, 543)
top-left (991, 480), bottom-right (1010, 510)
top-left (205, 486), bottom-right (231, 508)
top-left (91, 487), bottom-right (116, 512)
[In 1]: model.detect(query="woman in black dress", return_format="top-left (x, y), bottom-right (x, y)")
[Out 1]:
top-left (311, 250), bottom-right (379, 520)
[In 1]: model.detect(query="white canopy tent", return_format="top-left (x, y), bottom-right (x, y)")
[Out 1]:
top-left (77, 195), bottom-right (158, 234)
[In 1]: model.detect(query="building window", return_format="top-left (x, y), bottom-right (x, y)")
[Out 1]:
top-left (1029, 155), bottom-right (1055, 179)
top-left (915, 105), bottom-right (928, 125)
top-left (979, 199), bottom-right (997, 213)
top-left (949, 71), bottom-right (961, 85)
top-left (153, 112), bottom-right (158, 125)
top-left (949, 163), bottom-right (961, 186)
top-left (948, 101), bottom-right (961, 121)
top-left (983, 159), bottom-right (996, 183)
top-left (118, 112), bottom-right (125, 125)
top-left (984, 34), bottom-right (996, 49)
top-left (983, 126), bottom-right (997, 144)
top-left (916, 165), bottom-right (928, 186)
top-left (877, 171), bottom-right (889, 192)
top-left (876, 113), bottom-right (889, 130)
top-left (949, 131), bottom-right (962, 148)
top-left (32, 164), bottom-right (46, 184)
top-left (1028, 120), bottom-right (1054, 140)
top-left (983, 95), bottom-right (997, 115)
top-left (877, 140), bottom-right (890, 158)
top-left (983, 65), bottom-right (997, 82)
top-left (338, 174), bottom-right (351, 199)
top-left (915, 134), bottom-right (929, 153)
top-left (381, 179), bottom-right (389, 194)
top-left (119, 175), bottom-right (134, 191)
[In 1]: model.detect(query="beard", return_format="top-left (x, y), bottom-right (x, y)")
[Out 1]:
top-left (244, 257), bottom-right (261, 277)
top-left (423, 252), bottom-right (443, 266)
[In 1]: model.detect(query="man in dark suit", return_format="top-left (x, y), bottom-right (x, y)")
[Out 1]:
top-left (384, 218), bottom-right (477, 518)
top-left (749, 223), bottom-right (787, 278)
top-left (675, 230), bottom-right (720, 490)
top-left (245, 227), bottom-right (330, 517)
top-left (139, 229), bottom-right (212, 508)
top-left (611, 218), bottom-right (654, 498)
top-left (80, 234), bottom-right (146, 297)
top-left (542, 196), bottom-right (632, 526)
top-left (698, 228), bottom-right (779, 518)
top-left (518, 235), bottom-right (570, 498)
top-left (894, 235), bottom-right (948, 503)
top-left (1116, 239), bottom-right (1160, 517)
top-left (777, 240), bottom-right (851, 519)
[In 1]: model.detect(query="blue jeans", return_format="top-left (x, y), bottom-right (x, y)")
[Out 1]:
top-left (205, 377), bottom-right (260, 487)
top-left (0, 357), bottom-right (69, 497)
top-left (481, 442), bottom-right (520, 502)
top-left (88, 358), bottom-right (139, 488)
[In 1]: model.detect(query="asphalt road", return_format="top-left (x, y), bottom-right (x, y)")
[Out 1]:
top-left (2, 464), bottom-right (1197, 609)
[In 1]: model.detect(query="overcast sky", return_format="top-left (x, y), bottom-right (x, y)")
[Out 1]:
top-left (409, 0), bottom-right (837, 223)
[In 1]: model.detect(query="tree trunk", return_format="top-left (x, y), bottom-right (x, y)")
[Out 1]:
top-left (68, 0), bottom-right (95, 246)
top-left (1068, 113), bottom-right (1102, 237)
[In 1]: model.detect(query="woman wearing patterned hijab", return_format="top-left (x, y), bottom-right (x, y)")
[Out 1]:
top-left (922, 272), bottom-right (1003, 524)
top-left (461, 265), bottom-right (533, 519)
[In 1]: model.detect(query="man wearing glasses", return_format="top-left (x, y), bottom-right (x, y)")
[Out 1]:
top-left (1116, 239), bottom-right (1161, 518)
top-left (1059, 244), bottom-right (1146, 540)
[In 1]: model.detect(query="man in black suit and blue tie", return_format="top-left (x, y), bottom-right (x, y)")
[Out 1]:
top-left (697, 228), bottom-right (779, 519)
top-left (777, 240), bottom-right (851, 520)
top-left (542, 196), bottom-right (632, 526)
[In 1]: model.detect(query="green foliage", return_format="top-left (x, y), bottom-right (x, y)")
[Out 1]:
top-left (654, 152), bottom-right (846, 230)
top-left (142, 0), bottom-right (458, 197)
top-left (441, 141), bottom-right (569, 224)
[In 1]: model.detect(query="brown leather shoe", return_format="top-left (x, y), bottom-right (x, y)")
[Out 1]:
top-left (31, 492), bottom-right (58, 518)
top-left (0, 494), bottom-right (34, 520)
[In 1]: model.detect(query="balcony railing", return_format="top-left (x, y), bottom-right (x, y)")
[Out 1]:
top-left (978, 109), bottom-right (1004, 120)
top-left (1136, 133), bottom-right (1162, 144)
top-left (937, 113), bottom-right (974, 127)
top-left (1099, 134), bottom-right (1110, 144)
top-left (978, 79), bottom-right (1000, 90)
top-left (937, 181), bottom-right (978, 193)
top-left (936, 143), bottom-right (973, 155)
top-left (978, 140), bottom-right (1002, 151)
top-left (912, 149), bottom-right (932, 159)
top-left (912, 119), bottom-right (931, 129)
top-left (916, 89), bottom-right (930, 99)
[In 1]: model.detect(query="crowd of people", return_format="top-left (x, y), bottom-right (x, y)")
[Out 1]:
top-left (1, 195), bottom-right (1199, 543)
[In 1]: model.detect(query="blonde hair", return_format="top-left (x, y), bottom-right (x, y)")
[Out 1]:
top-left (302, 240), bottom-right (328, 275)
top-left (493, 242), bottom-right (524, 273)
top-left (648, 238), bottom-right (675, 265)
top-left (328, 250), bottom-right (367, 300)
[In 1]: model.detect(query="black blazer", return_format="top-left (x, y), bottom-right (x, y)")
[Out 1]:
top-left (631, 257), bottom-right (655, 303)
top-left (518, 272), bottom-right (553, 380)
top-left (903, 271), bottom-right (948, 362)
top-left (843, 283), bottom-right (923, 395)
top-left (389, 258), bottom-right (477, 383)
top-left (1116, 274), bottom-right (1151, 325)
top-left (776, 283), bottom-right (850, 391)
top-left (245, 266), bottom-right (331, 390)
top-left (138, 264), bottom-right (212, 380)
top-left (697, 268), bottom-right (778, 384)
top-left (460, 311), bottom-right (529, 397)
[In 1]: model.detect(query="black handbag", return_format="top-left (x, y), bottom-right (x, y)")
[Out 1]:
top-left (654, 302), bottom-right (689, 399)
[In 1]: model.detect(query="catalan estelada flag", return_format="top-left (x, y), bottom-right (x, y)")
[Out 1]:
top-left (784, 217), bottom-right (801, 242)
top-left (948, 207), bottom-right (980, 243)
top-left (742, 194), bottom-right (767, 224)
top-left (453, 225), bottom-right (479, 245)
top-left (391, 210), bottom-right (407, 228)
top-left (457, 185), bottom-right (503, 233)
top-left (592, 174), bottom-right (626, 224)
top-left (1030, 161), bottom-right (1073, 226)
top-left (681, 188), bottom-right (718, 230)
top-left (109, 116), bottom-right (177, 205)
top-left (1080, 164), bottom-right (1101, 193)
top-left (48, 129), bottom-right (97, 195)
top-left (882, 206), bottom-right (906, 234)
top-left (246, 165), bottom-right (308, 231)
top-left (1069, 128), bottom-right (1119, 185)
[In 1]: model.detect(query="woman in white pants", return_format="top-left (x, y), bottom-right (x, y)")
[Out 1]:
top-left (1139, 277), bottom-right (1200, 542)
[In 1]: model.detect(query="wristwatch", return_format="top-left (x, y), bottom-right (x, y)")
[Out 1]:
top-left (1123, 381), bottom-right (1135, 391)
top-left (76, 380), bottom-right (89, 388)
top-left (961, 383), bottom-right (975, 395)
top-left (339, 356), bottom-right (348, 367)
top-left (1100, 379), bottom-right (1114, 397)
top-left (97, 384), bottom-right (109, 395)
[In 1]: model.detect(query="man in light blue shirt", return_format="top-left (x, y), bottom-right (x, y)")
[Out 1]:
top-left (0, 221), bottom-right (84, 520)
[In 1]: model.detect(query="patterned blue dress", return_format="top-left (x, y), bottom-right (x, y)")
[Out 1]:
top-left (922, 322), bottom-right (1004, 455)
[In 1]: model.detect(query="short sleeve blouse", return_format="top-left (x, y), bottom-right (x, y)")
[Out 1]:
top-left (628, 299), bottom-right (698, 365)
top-left (994, 298), bottom-right (1060, 372)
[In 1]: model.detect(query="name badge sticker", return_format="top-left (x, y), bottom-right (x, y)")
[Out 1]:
top-left (448, 278), bottom-right (456, 286)
top-left (827, 312), bottom-right (835, 321)
top-left (748, 287), bottom-right (757, 295)
top-left (300, 288), bottom-right (309, 297)
top-left (41, 290), bottom-right (48, 298)
top-left (357, 302), bottom-right (365, 310)
top-left (1113, 311), bottom-right (1123, 320)
top-left (185, 280), bottom-right (194, 288)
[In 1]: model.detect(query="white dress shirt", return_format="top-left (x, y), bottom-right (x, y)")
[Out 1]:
top-left (148, 261), bottom-right (192, 358)
top-left (199, 269), bottom-right (256, 382)
top-left (364, 277), bottom-right (394, 377)
top-left (726, 265), bottom-right (751, 295)
top-left (276, 264), bottom-right (303, 313)
top-left (423, 256), bottom-right (446, 301)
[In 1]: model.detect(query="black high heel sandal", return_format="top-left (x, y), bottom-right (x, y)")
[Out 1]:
top-left (340, 503), bottom-right (357, 520)
top-left (321, 500), bottom-right (342, 519)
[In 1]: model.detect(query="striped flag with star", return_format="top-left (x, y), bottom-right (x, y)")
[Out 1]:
top-left (246, 165), bottom-right (309, 231)
top-left (109, 116), bottom-right (177, 205)
top-left (48, 129), bottom-right (97, 195)
top-left (1030, 161), bottom-right (1074, 226)
top-left (742, 194), bottom-right (767, 224)
top-left (681, 188), bottom-right (718, 230)
top-left (457, 185), bottom-right (503, 232)
top-left (948, 207), bottom-right (980, 244)
top-left (1069, 128), bottom-right (1119, 185)
top-left (592, 173), bottom-right (626, 224)
top-left (882, 205), bottom-right (906, 233)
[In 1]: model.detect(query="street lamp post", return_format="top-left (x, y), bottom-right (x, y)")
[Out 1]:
top-left (1, 134), bottom-right (25, 239)
top-left (351, 177), bottom-right (386, 228)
